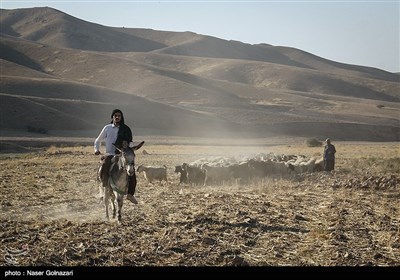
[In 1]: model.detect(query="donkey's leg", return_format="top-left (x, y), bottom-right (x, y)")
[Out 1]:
top-left (116, 194), bottom-right (123, 223)
top-left (104, 187), bottom-right (110, 220)
top-left (98, 182), bottom-right (105, 203)
top-left (111, 192), bottom-right (116, 219)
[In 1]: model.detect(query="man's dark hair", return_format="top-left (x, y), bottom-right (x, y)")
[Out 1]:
top-left (110, 109), bottom-right (125, 124)
top-left (110, 109), bottom-right (132, 152)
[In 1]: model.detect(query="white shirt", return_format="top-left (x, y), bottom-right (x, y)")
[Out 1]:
top-left (94, 123), bottom-right (119, 155)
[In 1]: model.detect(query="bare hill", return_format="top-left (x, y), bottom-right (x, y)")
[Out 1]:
top-left (1, 7), bottom-right (399, 141)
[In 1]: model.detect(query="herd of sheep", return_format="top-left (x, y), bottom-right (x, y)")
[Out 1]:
top-left (136, 152), bottom-right (324, 186)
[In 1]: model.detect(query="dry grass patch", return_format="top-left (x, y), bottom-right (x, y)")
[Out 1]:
top-left (0, 140), bottom-right (399, 266)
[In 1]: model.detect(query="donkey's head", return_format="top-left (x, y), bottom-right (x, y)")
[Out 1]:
top-left (113, 141), bottom-right (145, 176)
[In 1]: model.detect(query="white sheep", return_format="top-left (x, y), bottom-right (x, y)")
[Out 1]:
top-left (289, 157), bottom-right (317, 174)
top-left (313, 157), bottom-right (324, 172)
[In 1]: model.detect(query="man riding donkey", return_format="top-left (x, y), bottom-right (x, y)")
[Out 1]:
top-left (94, 109), bottom-right (139, 204)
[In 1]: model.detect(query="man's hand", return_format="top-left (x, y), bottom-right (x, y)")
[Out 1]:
top-left (95, 151), bottom-right (100, 155)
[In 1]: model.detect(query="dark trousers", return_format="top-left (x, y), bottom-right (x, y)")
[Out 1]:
top-left (100, 155), bottom-right (136, 195)
top-left (324, 159), bottom-right (335, 171)
top-left (128, 174), bottom-right (136, 195)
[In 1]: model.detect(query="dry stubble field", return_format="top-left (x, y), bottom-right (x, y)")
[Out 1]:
top-left (0, 138), bottom-right (399, 266)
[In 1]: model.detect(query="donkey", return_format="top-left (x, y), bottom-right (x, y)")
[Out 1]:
top-left (101, 140), bottom-right (144, 222)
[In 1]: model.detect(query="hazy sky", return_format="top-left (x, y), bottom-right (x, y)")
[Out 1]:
top-left (1, 0), bottom-right (399, 73)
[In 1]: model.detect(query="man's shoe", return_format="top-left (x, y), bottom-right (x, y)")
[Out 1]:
top-left (127, 194), bottom-right (138, 205)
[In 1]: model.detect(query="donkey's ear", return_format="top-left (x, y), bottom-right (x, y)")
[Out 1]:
top-left (112, 143), bottom-right (122, 153)
top-left (133, 141), bottom-right (145, 151)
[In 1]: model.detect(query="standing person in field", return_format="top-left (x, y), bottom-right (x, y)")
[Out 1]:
top-left (323, 138), bottom-right (336, 172)
top-left (94, 109), bottom-right (138, 204)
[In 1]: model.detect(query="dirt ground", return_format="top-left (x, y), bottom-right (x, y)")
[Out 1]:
top-left (0, 140), bottom-right (399, 267)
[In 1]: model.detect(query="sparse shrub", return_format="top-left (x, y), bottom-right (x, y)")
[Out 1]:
top-left (46, 145), bottom-right (60, 154)
top-left (306, 138), bottom-right (322, 147)
top-left (338, 167), bottom-right (352, 174)
top-left (377, 104), bottom-right (385, 109)
top-left (26, 125), bottom-right (47, 134)
top-left (380, 157), bottom-right (400, 173)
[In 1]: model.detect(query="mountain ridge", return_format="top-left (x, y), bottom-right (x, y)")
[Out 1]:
top-left (1, 7), bottom-right (399, 141)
